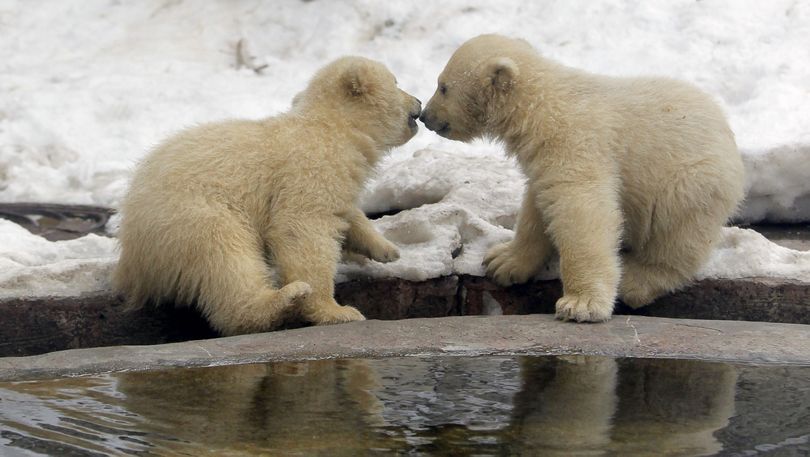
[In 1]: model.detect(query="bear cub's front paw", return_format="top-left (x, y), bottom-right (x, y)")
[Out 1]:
top-left (555, 294), bottom-right (613, 322)
top-left (483, 241), bottom-right (538, 286)
top-left (368, 240), bottom-right (400, 263)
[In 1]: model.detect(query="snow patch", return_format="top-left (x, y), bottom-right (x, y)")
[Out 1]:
top-left (738, 144), bottom-right (810, 223)
top-left (0, 219), bottom-right (116, 299)
top-left (699, 227), bottom-right (810, 282)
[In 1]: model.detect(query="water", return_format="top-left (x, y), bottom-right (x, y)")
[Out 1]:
top-left (0, 356), bottom-right (808, 456)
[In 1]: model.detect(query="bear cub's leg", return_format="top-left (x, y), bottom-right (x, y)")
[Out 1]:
top-left (539, 183), bottom-right (622, 322)
top-left (268, 216), bottom-right (366, 325)
top-left (620, 212), bottom-right (723, 308)
top-left (195, 227), bottom-right (312, 336)
top-left (484, 187), bottom-right (554, 285)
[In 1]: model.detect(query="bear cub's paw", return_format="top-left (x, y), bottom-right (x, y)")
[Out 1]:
top-left (618, 266), bottom-right (659, 309)
top-left (308, 303), bottom-right (367, 325)
top-left (618, 284), bottom-right (657, 309)
top-left (483, 241), bottom-right (540, 286)
top-left (555, 294), bottom-right (613, 322)
top-left (278, 281), bottom-right (313, 303)
top-left (367, 240), bottom-right (400, 263)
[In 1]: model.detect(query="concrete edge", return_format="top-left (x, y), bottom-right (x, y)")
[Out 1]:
top-left (1, 315), bottom-right (807, 382)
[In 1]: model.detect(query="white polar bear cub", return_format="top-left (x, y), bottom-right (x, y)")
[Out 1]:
top-left (420, 34), bottom-right (745, 322)
top-left (115, 57), bottom-right (421, 335)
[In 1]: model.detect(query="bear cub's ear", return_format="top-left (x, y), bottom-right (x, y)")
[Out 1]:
top-left (483, 57), bottom-right (519, 92)
top-left (341, 63), bottom-right (377, 98)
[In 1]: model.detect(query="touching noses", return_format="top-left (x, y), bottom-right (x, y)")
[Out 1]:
top-left (419, 107), bottom-right (438, 131)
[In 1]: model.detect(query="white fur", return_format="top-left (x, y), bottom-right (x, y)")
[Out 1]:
top-left (114, 57), bottom-right (420, 335)
top-left (422, 35), bottom-right (745, 321)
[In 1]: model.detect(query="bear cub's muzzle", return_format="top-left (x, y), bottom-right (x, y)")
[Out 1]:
top-left (408, 98), bottom-right (422, 131)
top-left (418, 110), bottom-right (449, 136)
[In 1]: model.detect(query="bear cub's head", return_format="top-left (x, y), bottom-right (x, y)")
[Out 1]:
top-left (421, 34), bottom-right (527, 142)
top-left (293, 56), bottom-right (421, 150)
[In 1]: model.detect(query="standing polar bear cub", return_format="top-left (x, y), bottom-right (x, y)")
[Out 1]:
top-left (421, 35), bottom-right (744, 322)
top-left (115, 57), bottom-right (421, 335)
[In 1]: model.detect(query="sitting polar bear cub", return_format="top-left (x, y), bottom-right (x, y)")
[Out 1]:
top-left (421, 34), bottom-right (745, 322)
top-left (115, 57), bottom-right (421, 335)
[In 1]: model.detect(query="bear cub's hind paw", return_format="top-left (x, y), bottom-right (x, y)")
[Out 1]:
top-left (555, 294), bottom-right (613, 322)
top-left (308, 303), bottom-right (366, 326)
top-left (278, 281), bottom-right (312, 303)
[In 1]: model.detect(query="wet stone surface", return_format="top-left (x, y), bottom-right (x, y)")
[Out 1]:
top-left (0, 356), bottom-right (808, 456)
top-left (1, 315), bottom-right (808, 383)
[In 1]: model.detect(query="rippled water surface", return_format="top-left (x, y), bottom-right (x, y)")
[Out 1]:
top-left (1, 356), bottom-right (808, 456)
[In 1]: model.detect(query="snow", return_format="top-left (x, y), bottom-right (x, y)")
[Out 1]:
top-left (739, 145), bottom-right (810, 223)
top-left (699, 226), bottom-right (810, 282)
top-left (1, 0), bottom-right (809, 218)
top-left (0, 219), bottom-right (116, 299)
top-left (1, 1), bottom-right (809, 298)
top-left (341, 150), bottom-right (526, 282)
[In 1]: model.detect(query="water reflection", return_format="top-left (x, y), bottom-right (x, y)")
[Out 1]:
top-left (117, 359), bottom-right (394, 455)
top-left (507, 356), bottom-right (619, 456)
top-left (611, 358), bottom-right (737, 456)
top-left (0, 356), bottom-right (807, 456)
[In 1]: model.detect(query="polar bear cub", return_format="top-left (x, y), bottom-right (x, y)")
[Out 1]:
top-left (420, 34), bottom-right (744, 322)
top-left (114, 57), bottom-right (421, 335)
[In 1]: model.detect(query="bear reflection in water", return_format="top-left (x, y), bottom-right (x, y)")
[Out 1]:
top-left (508, 357), bottom-right (736, 456)
top-left (111, 356), bottom-right (736, 455)
top-left (115, 359), bottom-right (394, 454)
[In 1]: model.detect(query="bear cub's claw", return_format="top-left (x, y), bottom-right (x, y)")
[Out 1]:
top-left (555, 294), bottom-right (613, 323)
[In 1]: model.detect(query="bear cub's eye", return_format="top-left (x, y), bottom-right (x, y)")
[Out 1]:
top-left (439, 83), bottom-right (448, 95)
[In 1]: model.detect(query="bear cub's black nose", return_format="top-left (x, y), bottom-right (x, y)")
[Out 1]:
top-left (410, 99), bottom-right (422, 120)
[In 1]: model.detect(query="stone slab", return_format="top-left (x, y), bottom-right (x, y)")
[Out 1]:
top-left (0, 294), bottom-right (216, 357)
top-left (0, 315), bottom-right (807, 382)
top-left (1, 275), bottom-right (808, 357)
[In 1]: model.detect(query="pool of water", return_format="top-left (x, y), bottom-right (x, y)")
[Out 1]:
top-left (0, 356), bottom-right (808, 456)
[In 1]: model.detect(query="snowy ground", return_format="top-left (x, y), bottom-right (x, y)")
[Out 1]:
top-left (1, 1), bottom-right (809, 298)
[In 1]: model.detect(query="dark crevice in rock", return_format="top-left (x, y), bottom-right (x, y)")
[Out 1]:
top-left (0, 203), bottom-right (114, 241)
top-left (366, 208), bottom-right (403, 220)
